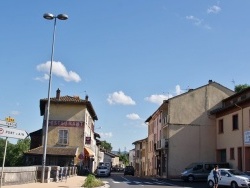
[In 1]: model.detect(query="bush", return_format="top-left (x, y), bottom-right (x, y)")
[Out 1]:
top-left (82, 174), bottom-right (105, 188)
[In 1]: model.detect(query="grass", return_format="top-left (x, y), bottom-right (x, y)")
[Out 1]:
top-left (82, 174), bottom-right (105, 188)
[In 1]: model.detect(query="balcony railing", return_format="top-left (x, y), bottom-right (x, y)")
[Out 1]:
top-left (155, 138), bottom-right (168, 150)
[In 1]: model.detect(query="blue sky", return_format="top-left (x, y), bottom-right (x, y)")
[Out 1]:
top-left (0, 1), bottom-right (250, 152)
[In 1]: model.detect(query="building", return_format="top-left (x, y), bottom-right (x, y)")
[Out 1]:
top-left (211, 87), bottom-right (250, 172)
top-left (128, 149), bottom-right (135, 167)
top-left (145, 80), bottom-right (234, 178)
top-left (132, 138), bottom-right (148, 176)
top-left (25, 89), bottom-right (99, 173)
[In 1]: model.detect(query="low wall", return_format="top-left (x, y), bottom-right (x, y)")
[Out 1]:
top-left (0, 166), bottom-right (77, 185)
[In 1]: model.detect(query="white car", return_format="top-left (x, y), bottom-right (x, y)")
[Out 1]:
top-left (207, 168), bottom-right (250, 188)
top-left (96, 166), bottom-right (110, 177)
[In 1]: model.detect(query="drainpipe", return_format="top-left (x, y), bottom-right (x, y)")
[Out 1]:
top-left (235, 104), bottom-right (245, 171)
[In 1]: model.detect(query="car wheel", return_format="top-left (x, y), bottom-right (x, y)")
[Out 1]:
top-left (187, 175), bottom-right (195, 182)
top-left (207, 180), bottom-right (214, 188)
top-left (231, 181), bottom-right (238, 188)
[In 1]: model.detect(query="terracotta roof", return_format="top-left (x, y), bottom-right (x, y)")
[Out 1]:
top-left (40, 95), bottom-right (98, 120)
top-left (132, 137), bottom-right (148, 145)
top-left (25, 146), bottom-right (78, 157)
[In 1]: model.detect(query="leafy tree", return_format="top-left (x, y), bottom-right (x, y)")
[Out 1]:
top-left (119, 153), bottom-right (129, 166)
top-left (100, 140), bottom-right (112, 152)
top-left (235, 84), bottom-right (250, 93)
top-left (0, 138), bottom-right (30, 166)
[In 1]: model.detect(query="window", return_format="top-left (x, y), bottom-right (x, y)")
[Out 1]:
top-left (219, 119), bottom-right (224, 134)
top-left (58, 129), bottom-right (68, 145)
top-left (230, 148), bottom-right (235, 160)
top-left (232, 114), bottom-right (239, 130)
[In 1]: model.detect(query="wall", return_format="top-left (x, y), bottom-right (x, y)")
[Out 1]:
top-left (167, 84), bottom-right (233, 178)
top-left (0, 166), bottom-right (77, 185)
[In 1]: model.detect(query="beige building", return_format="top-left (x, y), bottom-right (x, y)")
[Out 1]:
top-left (25, 89), bottom-right (99, 173)
top-left (211, 87), bottom-right (250, 172)
top-left (133, 138), bottom-right (148, 176)
top-left (145, 80), bottom-right (234, 178)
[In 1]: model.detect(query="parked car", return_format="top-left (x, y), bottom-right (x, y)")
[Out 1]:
top-left (96, 166), bottom-right (110, 177)
top-left (207, 168), bottom-right (250, 188)
top-left (124, 166), bottom-right (135, 176)
top-left (181, 162), bottom-right (230, 182)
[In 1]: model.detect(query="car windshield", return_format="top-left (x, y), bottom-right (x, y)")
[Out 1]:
top-left (185, 163), bottom-right (197, 170)
top-left (228, 169), bottom-right (246, 176)
top-left (98, 166), bottom-right (107, 169)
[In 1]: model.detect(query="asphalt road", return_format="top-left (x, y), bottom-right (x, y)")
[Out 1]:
top-left (98, 172), bottom-right (208, 188)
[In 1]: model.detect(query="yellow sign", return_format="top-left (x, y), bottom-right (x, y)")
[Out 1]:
top-left (5, 117), bottom-right (15, 122)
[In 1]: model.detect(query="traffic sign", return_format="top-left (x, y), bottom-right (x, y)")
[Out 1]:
top-left (0, 120), bottom-right (17, 127)
top-left (0, 127), bottom-right (28, 139)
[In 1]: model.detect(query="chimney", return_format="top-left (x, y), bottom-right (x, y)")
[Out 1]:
top-left (85, 95), bottom-right (89, 101)
top-left (56, 88), bottom-right (60, 99)
top-left (208, 80), bottom-right (213, 84)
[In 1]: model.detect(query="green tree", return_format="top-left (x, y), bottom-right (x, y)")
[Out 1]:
top-left (0, 138), bottom-right (30, 166)
top-left (235, 84), bottom-right (250, 93)
top-left (100, 140), bottom-right (112, 152)
top-left (119, 153), bottom-right (129, 166)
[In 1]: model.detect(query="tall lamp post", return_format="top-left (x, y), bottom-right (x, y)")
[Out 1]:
top-left (41, 13), bottom-right (68, 183)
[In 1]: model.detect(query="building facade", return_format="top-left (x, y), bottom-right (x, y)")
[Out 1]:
top-left (144, 80), bottom-right (234, 178)
top-left (25, 89), bottom-right (99, 173)
top-left (211, 87), bottom-right (250, 172)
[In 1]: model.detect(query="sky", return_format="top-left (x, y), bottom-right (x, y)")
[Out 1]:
top-left (0, 1), bottom-right (250, 152)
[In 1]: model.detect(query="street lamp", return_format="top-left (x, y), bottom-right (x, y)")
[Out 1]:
top-left (41, 13), bottom-right (68, 183)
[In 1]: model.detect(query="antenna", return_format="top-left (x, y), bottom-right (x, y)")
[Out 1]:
top-left (232, 79), bottom-right (236, 88)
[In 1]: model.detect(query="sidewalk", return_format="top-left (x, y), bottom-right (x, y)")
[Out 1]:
top-left (3, 175), bottom-right (87, 188)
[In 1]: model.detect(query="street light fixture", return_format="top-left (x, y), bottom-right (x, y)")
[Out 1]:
top-left (41, 13), bottom-right (68, 183)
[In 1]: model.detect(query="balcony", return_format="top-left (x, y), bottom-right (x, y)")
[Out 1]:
top-left (155, 138), bottom-right (168, 150)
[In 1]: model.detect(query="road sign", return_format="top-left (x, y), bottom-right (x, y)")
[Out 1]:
top-left (0, 120), bottom-right (17, 127)
top-left (0, 127), bottom-right (28, 139)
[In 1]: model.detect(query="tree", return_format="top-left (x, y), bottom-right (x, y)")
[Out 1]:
top-left (0, 138), bottom-right (30, 166)
top-left (235, 84), bottom-right (250, 93)
top-left (100, 140), bottom-right (112, 152)
top-left (119, 153), bottom-right (129, 166)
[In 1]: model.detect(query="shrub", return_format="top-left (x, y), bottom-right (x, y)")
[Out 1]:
top-left (82, 174), bottom-right (105, 188)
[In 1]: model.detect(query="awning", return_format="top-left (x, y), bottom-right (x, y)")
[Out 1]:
top-left (84, 147), bottom-right (94, 157)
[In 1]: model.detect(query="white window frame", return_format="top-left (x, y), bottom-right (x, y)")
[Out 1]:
top-left (58, 129), bottom-right (69, 145)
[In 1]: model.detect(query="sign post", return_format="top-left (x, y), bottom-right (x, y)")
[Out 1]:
top-left (0, 117), bottom-right (28, 188)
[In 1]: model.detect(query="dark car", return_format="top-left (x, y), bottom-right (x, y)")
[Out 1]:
top-left (124, 166), bottom-right (135, 176)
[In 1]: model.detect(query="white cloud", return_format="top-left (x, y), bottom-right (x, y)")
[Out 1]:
top-left (145, 85), bottom-right (185, 105)
top-left (186, 15), bottom-right (211, 30)
top-left (207, 5), bottom-right (221, 14)
top-left (144, 94), bottom-right (170, 105)
top-left (11, 111), bottom-right (20, 116)
top-left (186, 15), bottom-right (202, 26)
top-left (99, 132), bottom-right (113, 139)
top-left (36, 61), bottom-right (81, 82)
top-left (175, 85), bottom-right (184, 95)
top-left (107, 91), bottom-right (136, 105)
top-left (126, 113), bottom-right (140, 120)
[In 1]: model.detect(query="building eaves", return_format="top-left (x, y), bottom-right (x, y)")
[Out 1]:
top-left (25, 146), bottom-right (78, 156)
top-left (40, 95), bottom-right (98, 120)
top-left (132, 137), bottom-right (147, 145)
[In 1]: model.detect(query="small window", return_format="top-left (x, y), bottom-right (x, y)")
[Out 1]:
top-left (230, 148), bottom-right (235, 160)
top-left (232, 114), bottom-right (239, 130)
top-left (219, 119), bottom-right (224, 134)
top-left (58, 129), bottom-right (69, 145)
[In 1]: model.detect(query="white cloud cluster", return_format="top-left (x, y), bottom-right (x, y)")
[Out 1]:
top-left (36, 61), bottom-right (81, 82)
top-left (185, 4), bottom-right (221, 30)
top-left (126, 113), bottom-right (140, 120)
top-left (207, 5), bottom-right (221, 14)
top-left (99, 132), bottom-right (113, 139)
top-left (144, 94), bottom-right (170, 105)
top-left (145, 84), bottom-right (184, 105)
top-left (107, 91), bottom-right (136, 105)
